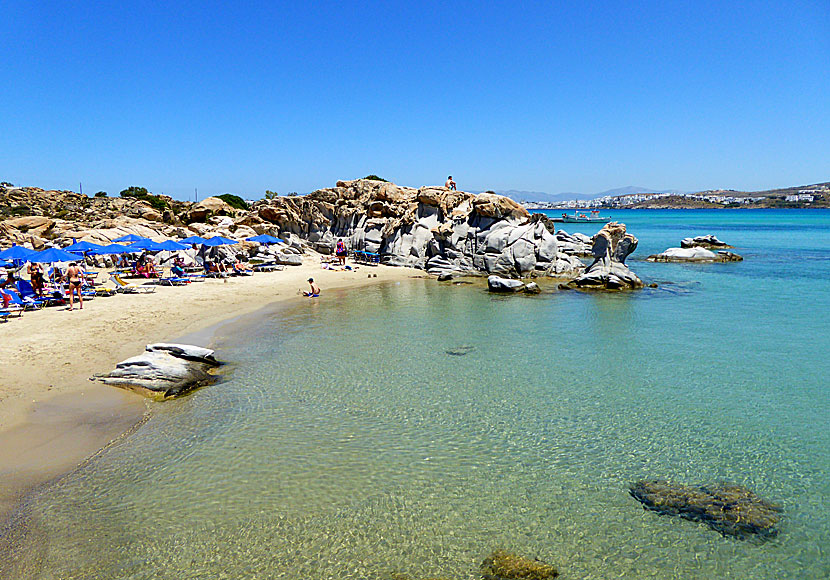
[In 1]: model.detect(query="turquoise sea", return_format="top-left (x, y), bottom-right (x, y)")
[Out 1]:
top-left (2, 210), bottom-right (829, 579)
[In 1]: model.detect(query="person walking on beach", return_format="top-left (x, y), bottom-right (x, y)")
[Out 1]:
top-left (27, 261), bottom-right (45, 297)
top-left (445, 176), bottom-right (456, 190)
top-left (335, 239), bottom-right (348, 266)
top-left (303, 278), bottom-right (321, 297)
top-left (65, 262), bottom-right (84, 311)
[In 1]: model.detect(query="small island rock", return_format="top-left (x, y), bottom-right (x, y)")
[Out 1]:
top-left (488, 275), bottom-right (525, 292)
top-left (480, 549), bottom-right (558, 579)
top-left (681, 234), bottom-right (733, 249)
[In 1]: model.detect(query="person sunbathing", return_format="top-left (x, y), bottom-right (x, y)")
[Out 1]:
top-left (232, 257), bottom-right (252, 276)
top-left (0, 271), bottom-right (13, 308)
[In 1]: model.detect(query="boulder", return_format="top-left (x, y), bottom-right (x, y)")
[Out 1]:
top-left (647, 247), bottom-right (743, 262)
top-left (93, 343), bottom-right (221, 399)
top-left (274, 252), bottom-right (303, 266)
top-left (629, 479), bottom-right (782, 539)
top-left (188, 197), bottom-right (234, 223)
top-left (681, 234), bottom-right (733, 249)
top-left (570, 222), bottom-right (643, 289)
top-left (522, 282), bottom-right (541, 294)
top-left (488, 275), bottom-right (524, 292)
top-left (480, 549), bottom-right (558, 579)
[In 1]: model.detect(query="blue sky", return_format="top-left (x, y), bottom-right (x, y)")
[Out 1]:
top-left (2, 1), bottom-right (828, 200)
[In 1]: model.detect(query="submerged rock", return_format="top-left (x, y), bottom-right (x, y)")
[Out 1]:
top-left (629, 479), bottom-right (783, 539)
top-left (647, 247), bottom-right (743, 262)
top-left (488, 275), bottom-right (525, 292)
top-left (480, 549), bottom-right (558, 579)
top-left (446, 345), bottom-right (476, 356)
top-left (94, 343), bottom-right (221, 400)
top-left (570, 222), bottom-right (643, 290)
top-left (681, 234), bottom-right (733, 249)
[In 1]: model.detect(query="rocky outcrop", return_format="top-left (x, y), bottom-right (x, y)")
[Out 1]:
top-left (1, 179), bottom-right (595, 280)
top-left (250, 180), bottom-right (585, 279)
top-left (681, 234), bottom-right (733, 249)
top-left (647, 247), bottom-right (743, 262)
top-left (93, 343), bottom-right (220, 399)
top-left (629, 479), bottom-right (783, 539)
top-left (480, 549), bottom-right (558, 579)
top-left (569, 222), bottom-right (643, 289)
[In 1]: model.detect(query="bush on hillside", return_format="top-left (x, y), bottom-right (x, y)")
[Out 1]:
top-left (94, 191), bottom-right (107, 197)
top-left (119, 186), bottom-right (168, 211)
top-left (216, 193), bottom-right (249, 210)
top-left (364, 175), bottom-right (388, 182)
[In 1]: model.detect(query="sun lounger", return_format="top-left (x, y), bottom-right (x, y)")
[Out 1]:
top-left (252, 263), bottom-right (284, 272)
top-left (15, 279), bottom-right (61, 307)
top-left (110, 273), bottom-right (157, 293)
top-left (5, 289), bottom-right (43, 310)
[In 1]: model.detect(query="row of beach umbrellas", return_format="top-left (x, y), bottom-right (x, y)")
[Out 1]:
top-left (0, 234), bottom-right (285, 265)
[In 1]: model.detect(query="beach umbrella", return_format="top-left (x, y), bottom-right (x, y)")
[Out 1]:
top-left (0, 244), bottom-right (36, 261)
top-left (180, 235), bottom-right (207, 244)
top-left (28, 247), bottom-right (82, 263)
top-left (0, 259), bottom-right (10, 268)
top-left (113, 234), bottom-right (151, 243)
top-left (128, 239), bottom-right (168, 251)
top-left (156, 240), bottom-right (190, 251)
top-left (89, 243), bottom-right (135, 255)
top-left (64, 240), bottom-right (104, 253)
top-left (246, 234), bottom-right (285, 244)
top-left (202, 236), bottom-right (238, 246)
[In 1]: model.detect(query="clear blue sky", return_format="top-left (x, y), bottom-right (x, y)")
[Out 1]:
top-left (2, 1), bottom-right (828, 200)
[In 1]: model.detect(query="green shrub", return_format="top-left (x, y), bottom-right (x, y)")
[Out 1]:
top-left (1, 181), bottom-right (13, 187)
top-left (363, 175), bottom-right (388, 182)
top-left (94, 191), bottom-right (107, 197)
top-left (265, 190), bottom-right (279, 200)
top-left (216, 193), bottom-right (249, 210)
top-left (119, 186), bottom-right (167, 211)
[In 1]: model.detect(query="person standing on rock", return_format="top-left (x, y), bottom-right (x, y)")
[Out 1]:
top-left (445, 176), bottom-right (457, 190)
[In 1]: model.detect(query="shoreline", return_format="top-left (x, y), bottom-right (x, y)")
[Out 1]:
top-left (0, 259), bottom-right (424, 524)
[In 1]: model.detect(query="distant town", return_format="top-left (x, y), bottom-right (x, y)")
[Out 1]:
top-left (522, 183), bottom-right (830, 210)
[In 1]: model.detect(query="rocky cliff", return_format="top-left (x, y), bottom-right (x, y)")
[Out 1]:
top-left (1, 179), bottom-right (588, 278)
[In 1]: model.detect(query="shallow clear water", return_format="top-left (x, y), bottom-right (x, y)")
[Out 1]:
top-left (3, 210), bottom-right (829, 579)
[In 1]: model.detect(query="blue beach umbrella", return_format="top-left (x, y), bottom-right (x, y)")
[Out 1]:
top-left (0, 259), bottom-right (10, 268)
top-left (0, 244), bottom-right (36, 261)
top-left (202, 236), bottom-right (238, 247)
top-left (113, 234), bottom-right (151, 243)
top-left (246, 234), bottom-right (285, 244)
top-left (89, 243), bottom-right (135, 255)
top-left (180, 235), bottom-right (207, 244)
top-left (64, 240), bottom-right (104, 253)
top-left (128, 238), bottom-right (168, 251)
top-left (29, 247), bottom-right (82, 263)
top-left (156, 240), bottom-right (190, 251)
top-left (128, 240), bottom-right (167, 252)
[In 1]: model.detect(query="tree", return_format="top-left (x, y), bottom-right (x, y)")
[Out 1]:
top-left (94, 191), bottom-right (108, 197)
top-left (265, 190), bottom-right (279, 200)
top-left (0, 181), bottom-right (13, 187)
top-left (364, 174), bottom-right (388, 182)
top-left (120, 186), bottom-right (150, 198)
top-left (216, 193), bottom-right (249, 210)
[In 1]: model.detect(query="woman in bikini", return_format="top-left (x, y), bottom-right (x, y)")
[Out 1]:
top-left (28, 261), bottom-right (45, 297)
top-left (65, 262), bottom-right (84, 311)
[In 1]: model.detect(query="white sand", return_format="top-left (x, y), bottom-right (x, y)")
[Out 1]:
top-left (0, 258), bottom-right (424, 519)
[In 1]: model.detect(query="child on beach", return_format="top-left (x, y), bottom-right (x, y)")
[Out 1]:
top-left (302, 278), bottom-right (320, 297)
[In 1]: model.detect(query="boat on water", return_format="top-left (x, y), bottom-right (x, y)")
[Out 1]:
top-left (554, 210), bottom-right (611, 223)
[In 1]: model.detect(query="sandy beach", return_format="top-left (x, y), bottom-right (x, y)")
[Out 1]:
top-left (0, 258), bottom-right (422, 521)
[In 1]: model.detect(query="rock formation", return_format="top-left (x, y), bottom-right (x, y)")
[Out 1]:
top-left (629, 479), bottom-right (783, 539)
top-left (569, 222), bottom-right (643, 289)
top-left (647, 247), bottom-right (743, 262)
top-left (681, 234), bottom-right (733, 249)
top-left (480, 549), bottom-right (558, 579)
top-left (93, 343), bottom-right (221, 399)
top-left (0, 179), bottom-right (605, 280)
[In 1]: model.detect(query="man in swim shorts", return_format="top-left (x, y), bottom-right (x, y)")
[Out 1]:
top-left (303, 278), bottom-right (321, 297)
